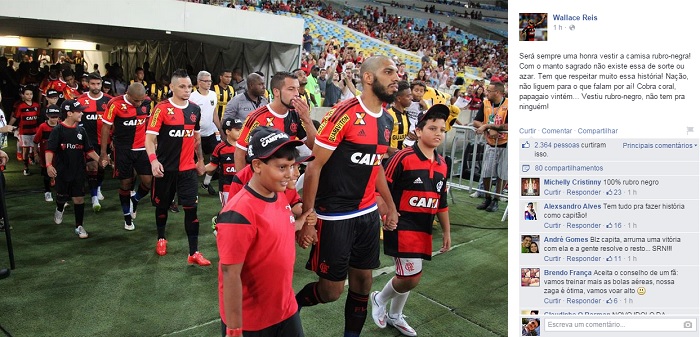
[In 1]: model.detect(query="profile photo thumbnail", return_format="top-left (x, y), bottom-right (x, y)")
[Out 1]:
top-left (520, 13), bottom-right (548, 41)
top-left (521, 178), bottom-right (540, 196)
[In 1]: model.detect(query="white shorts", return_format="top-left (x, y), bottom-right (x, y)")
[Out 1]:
top-left (394, 257), bottom-right (423, 277)
top-left (219, 191), bottom-right (229, 207)
top-left (19, 134), bottom-right (35, 148)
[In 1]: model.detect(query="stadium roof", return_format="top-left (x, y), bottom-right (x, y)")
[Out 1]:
top-left (0, 0), bottom-right (303, 48)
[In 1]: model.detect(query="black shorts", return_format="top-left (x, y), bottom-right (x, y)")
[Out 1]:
top-left (114, 148), bottom-right (152, 180)
top-left (151, 170), bottom-right (198, 208)
top-left (221, 312), bottom-right (303, 337)
top-left (201, 134), bottom-right (219, 155)
top-left (55, 177), bottom-right (85, 198)
top-left (306, 210), bottom-right (381, 282)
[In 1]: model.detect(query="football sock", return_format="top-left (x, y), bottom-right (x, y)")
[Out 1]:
top-left (119, 189), bottom-right (132, 225)
top-left (344, 290), bottom-right (368, 336)
top-left (376, 278), bottom-right (400, 305)
top-left (74, 203), bottom-right (85, 228)
top-left (156, 207), bottom-right (168, 239)
top-left (43, 176), bottom-right (51, 192)
top-left (97, 167), bottom-right (104, 186)
top-left (56, 195), bottom-right (68, 211)
top-left (88, 172), bottom-right (98, 197)
top-left (183, 206), bottom-right (199, 255)
top-left (389, 291), bottom-right (410, 318)
top-left (296, 282), bottom-right (324, 309)
top-left (203, 173), bottom-right (213, 186)
top-left (133, 182), bottom-right (150, 202)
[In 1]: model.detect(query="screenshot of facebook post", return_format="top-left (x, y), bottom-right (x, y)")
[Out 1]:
top-left (510, 1), bottom-right (700, 336)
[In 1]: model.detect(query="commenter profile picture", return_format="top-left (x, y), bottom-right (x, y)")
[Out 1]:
top-left (524, 202), bottom-right (537, 221)
top-left (521, 235), bottom-right (539, 253)
top-left (521, 178), bottom-right (540, 196)
top-left (520, 13), bottom-right (548, 41)
top-left (521, 268), bottom-right (540, 287)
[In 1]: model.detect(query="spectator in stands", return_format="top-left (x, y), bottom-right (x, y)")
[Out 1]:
top-left (414, 69), bottom-right (429, 83)
top-left (323, 68), bottom-right (342, 107)
top-left (338, 67), bottom-right (357, 101)
top-left (307, 66), bottom-right (321, 105)
top-left (301, 54), bottom-right (315, 75)
top-left (397, 63), bottom-right (408, 81)
top-left (303, 28), bottom-right (313, 53)
top-left (355, 51), bottom-right (365, 64)
top-left (467, 85), bottom-right (484, 116)
top-left (313, 34), bottom-right (325, 55)
top-left (317, 68), bottom-right (327, 98)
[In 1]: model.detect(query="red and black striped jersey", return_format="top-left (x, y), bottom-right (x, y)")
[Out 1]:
top-left (146, 99), bottom-right (201, 172)
top-left (78, 92), bottom-right (113, 147)
top-left (210, 140), bottom-right (237, 192)
top-left (13, 101), bottom-right (40, 135)
top-left (39, 77), bottom-right (54, 95)
top-left (33, 122), bottom-right (56, 167)
top-left (46, 122), bottom-right (95, 181)
top-left (523, 25), bottom-right (536, 41)
top-left (103, 95), bottom-right (152, 150)
top-left (235, 104), bottom-right (307, 151)
top-left (314, 97), bottom-right (394, 219)
top-left (383, 144), bottom-right (448, 259)
top-left (63, 84), bottom-right (81, 101)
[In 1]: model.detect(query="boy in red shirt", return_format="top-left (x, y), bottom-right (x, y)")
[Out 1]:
top-left (216, 126), bottom-right (315, 337)
top-left (9, 87), bottom-right (40, 175)
top-left (205, 118), bottom-right (243, 206)
top-left (33, 105), bottom-right (61, 202)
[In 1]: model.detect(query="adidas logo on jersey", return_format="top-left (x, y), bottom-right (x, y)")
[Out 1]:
top-left (357, 129), bottom-right (366, 137)
top-left (413, 177), bottom-right (423, 184)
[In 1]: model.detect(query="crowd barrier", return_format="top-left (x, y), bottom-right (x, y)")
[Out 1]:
top-left (442, 125), bottom-right (508, 221)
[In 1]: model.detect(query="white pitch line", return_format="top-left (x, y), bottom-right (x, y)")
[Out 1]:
top-left (160, 318), bottom-right (220, 336)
